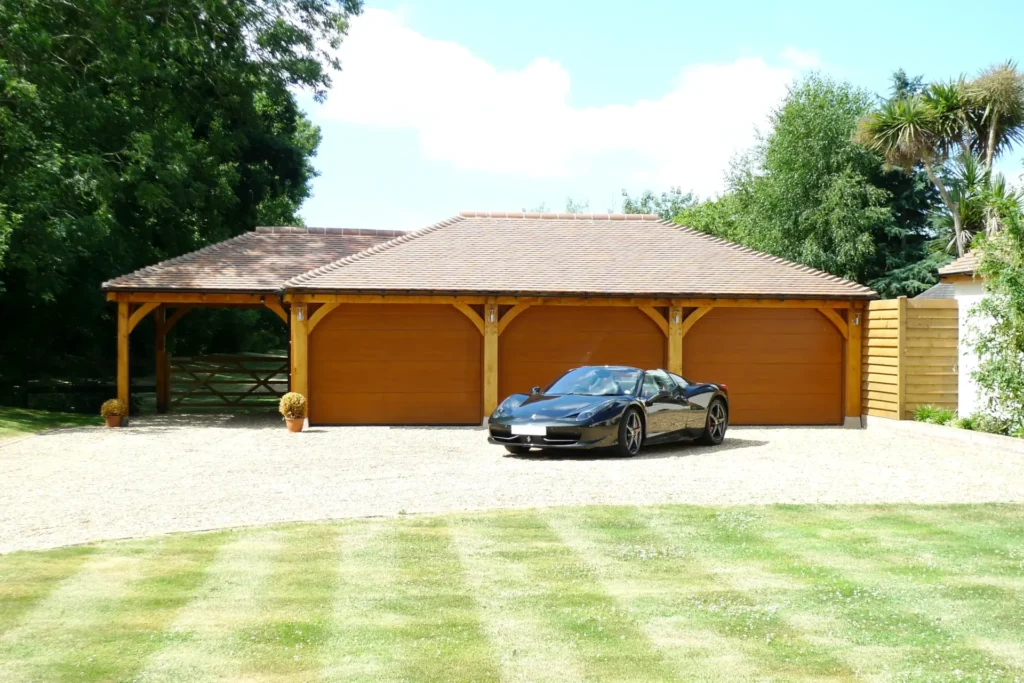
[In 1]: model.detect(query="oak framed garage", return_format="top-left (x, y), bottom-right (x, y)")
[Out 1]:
top-left (103, 212), bottom-right (875, 426)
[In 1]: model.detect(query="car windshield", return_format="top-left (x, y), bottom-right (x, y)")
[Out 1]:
top-left (545, 367), bottom-right (642, 396)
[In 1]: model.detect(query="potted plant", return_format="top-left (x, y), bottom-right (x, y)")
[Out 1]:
top-left (100, 399), bottom-right (128, 428)
top-left (279, 392), bottom-right (307, 432)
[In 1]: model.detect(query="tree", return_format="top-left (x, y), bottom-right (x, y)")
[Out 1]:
top-left (0, 0), bottom-right (361, 383)
top-left (856, 62), bottom-right (1024, 254)
top-left (621, 188), bottom-right (694, 221)
top-left (677, 74), bottom-right (939, 296)
top-left (970, 197), bottom-right (1024, 433)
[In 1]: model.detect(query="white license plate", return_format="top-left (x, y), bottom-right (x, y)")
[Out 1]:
top-left (511, 424), bottom-right (547, 436)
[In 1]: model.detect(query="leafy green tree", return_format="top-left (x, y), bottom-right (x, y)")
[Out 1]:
top-left (677, 74), bottom-right (939, 297)
top-left (0, 0), bottom-right (361, 384)
top-left (620, 188), bottom-right (694, 220)
top-left (970, 199), bottom-right (1024, 433)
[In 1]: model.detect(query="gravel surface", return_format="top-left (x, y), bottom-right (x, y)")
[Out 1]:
top-left (2, 413), bottom-right (1023, 553)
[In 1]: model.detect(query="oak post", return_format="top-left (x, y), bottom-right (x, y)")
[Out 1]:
top-left (896, 296), bottom-right (908, 420)
top-left (483, 301), bottom-right (499, 419)
top-left (117, 300), bottom-right (130, 409)
top-left (667, 305), bottom-right (683, 374)
top-left (844, 306), bottom-right (863, 426)
top-left (290, 303), bottom-right (310, 410)
top-left (155, 305), bottom-right (169, 414)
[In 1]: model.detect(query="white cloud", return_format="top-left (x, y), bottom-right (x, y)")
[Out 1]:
top-left (319, 9), bottom-right (816, 196)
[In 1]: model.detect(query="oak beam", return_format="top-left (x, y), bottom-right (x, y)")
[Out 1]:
top-left (844, 307), bottom-right (863, 426)
top-left (453, 303), bottom-right (485, 335)
top-left (817, 307), bottom-right (849, 339)
top-left (117, 301), bottom-right (130, 409)
top-left (290, 303), bottom-right (310, 407)
top-left (667, 306), bottom-right (683, 374)
top-left (106, 291), bottom-right (273, 305)
top-left (497, 303), bottom-right (531, 335)
top-left (307, 302), bottom-right (340, 334)
top-left (483, 302), bottom-right (499, 418)
top-left (128, 302), bottom-right (160, 333)
top-left (264, 299), bottom-right (288, 324)
top-left (285, 293), bottom-right (858, 309)
top-left (639, 306), bottom-right (669, 337)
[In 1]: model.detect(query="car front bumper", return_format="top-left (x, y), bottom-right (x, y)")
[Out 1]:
top-left (487, 419), bottom-right (619, 449)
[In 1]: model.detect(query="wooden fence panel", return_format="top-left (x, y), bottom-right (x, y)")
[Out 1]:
top-left (861, 297), bottom-right (958, 420)
top-left (170, 354), bottom-right (288, 409)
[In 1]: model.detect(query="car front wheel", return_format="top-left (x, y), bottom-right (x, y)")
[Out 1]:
top-left (614, 408), bottom-right (644, 457)
top-left (700, 399), bottom-right (728, 445)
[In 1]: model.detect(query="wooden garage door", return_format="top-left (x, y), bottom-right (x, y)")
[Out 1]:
top-left (499, 306), bottom-right (665, 398)
top-left (309, 304), bottom-right (481, 425)
top-left (682, 308), bottom-right (843, 425)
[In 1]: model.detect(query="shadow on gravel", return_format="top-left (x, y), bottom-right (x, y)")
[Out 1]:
top-left (504, 435), bottom-right (770, 462)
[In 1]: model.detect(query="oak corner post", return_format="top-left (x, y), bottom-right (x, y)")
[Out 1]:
top-left (844, 305), bottom-right (863, 427)
top-left (667, 305), bottom-right (684, 375)
top-left (290, 302), bottom-right (310, 408)
top-left (483, 301), bottom-right (499, 419)
top-left (154, 305), bottom-right (169, 414)
top-left (117, 300), bottom-right (130, 409)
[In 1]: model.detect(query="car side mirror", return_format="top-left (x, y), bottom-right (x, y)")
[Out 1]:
top-left (530, 386), bottom-right (541, 394)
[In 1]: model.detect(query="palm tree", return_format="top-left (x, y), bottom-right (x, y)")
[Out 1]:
top-left (968, 61), bottom-right (1024, 174)
top-left (855, 93), bottom-right (970, 253)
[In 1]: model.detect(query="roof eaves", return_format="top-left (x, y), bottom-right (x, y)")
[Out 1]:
top-left (661, 220), bottom-right (878, 298)
top-left (100, 232), bottom-right (257, 290)
top-left (285, 214), bottom-right (467, 288)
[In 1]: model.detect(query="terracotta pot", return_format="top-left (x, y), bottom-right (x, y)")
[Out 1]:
top-left (105, 415), bottom-right (123, 428)
top-left (285, 417), bottom-right (304, 433)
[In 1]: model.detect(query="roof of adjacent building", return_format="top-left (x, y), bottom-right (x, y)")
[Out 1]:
top-left (286, 212), bottom-right (877, 299)
top-left (914, 282), bottom-right (955, 300)
top-left (101, 227), bottom-right (406, 292)
top-left (938, 251), bottom-right (980, 276)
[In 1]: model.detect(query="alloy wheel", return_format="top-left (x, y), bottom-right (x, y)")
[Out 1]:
top-left (625, 411), bottom-right (642, 454)
top-left (708, 402), bottom-right (727, 441)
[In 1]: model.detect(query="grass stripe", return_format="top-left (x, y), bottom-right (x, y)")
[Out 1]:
top-left (231, 524), bottom-right (343, 680)
top-left (465, 509), bottom-right (677, 682)
top-left (319, 518), bottom-right (499, 682)
top-left (135, 529), bottom-right (284, 682)
top-left (0, 532), bottom-right (228, 682)
top-left (0, 545), bottom-right (97, 636)
top-left (450, 518), bottom-right (589, 683)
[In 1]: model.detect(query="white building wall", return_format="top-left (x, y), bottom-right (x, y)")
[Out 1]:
top-left (954, 280), bottom-right (986, 416)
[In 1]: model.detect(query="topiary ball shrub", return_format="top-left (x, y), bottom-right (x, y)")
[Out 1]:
top-left (279, 392), bottom-right (307, 420)
top-left (100, 398), bottom-right (127, 417)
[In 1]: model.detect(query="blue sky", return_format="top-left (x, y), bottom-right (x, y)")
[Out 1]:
top-left (298, 0), bottom-right (1024, 230)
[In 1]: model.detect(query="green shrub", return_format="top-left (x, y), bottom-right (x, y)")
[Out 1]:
top-left (953, 413), bottom-right (1012, 435)
top-left (914, 404), bottom-right (956, 425)
top-left (278, 392), bottom-right (306, 420)
top-left (99, 398), bottom-right (127, 417)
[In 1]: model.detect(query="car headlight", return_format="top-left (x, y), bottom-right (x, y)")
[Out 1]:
top-left (492, 395), bottom-right (525, 418)
top-left (576, 401), bottom-right (614, 422)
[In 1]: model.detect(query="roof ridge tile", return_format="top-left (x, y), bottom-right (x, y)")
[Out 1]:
top-left (459, 211), bottom-right (660, 221)
top-left (285, 215), bottom-right (467, 287)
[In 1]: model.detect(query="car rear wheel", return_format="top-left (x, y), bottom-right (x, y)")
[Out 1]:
top-left (504, 445), bottom-right (531, 455)
top-left (700, 399), bottom-right (728, 445)
top-left (614, 408), bottom-right (644, 457)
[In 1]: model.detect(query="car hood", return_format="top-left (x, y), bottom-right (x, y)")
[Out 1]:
top-left (503, 393), bottom-right (624, 420)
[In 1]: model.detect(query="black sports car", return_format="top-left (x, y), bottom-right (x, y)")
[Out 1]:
top-left (488, 365), bottom-right (729, 457)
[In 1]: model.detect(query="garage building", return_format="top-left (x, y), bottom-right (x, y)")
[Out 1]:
top-left (104, 212), bottom-right (876, 426)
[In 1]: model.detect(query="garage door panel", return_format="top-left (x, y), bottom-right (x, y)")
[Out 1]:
top-left (683, 308), bottom-right (842, 425)
top-left (310, 304), bottom-right (481, 424)
top-left (500, 306), bottom-right (664, 398)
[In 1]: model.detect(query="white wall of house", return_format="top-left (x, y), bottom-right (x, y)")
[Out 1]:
top-left (954, 279), bottom-right (986, 416)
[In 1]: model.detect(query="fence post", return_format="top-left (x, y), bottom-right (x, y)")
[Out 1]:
top-left (896, 296), bottom-right (908, 420)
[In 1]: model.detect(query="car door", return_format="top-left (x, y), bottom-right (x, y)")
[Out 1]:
top-left (641, 371), bottom-right (688, 438)
top-left (669, 372), bottom-right (707, 432)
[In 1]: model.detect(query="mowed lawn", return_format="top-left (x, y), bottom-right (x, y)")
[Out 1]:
top-left (0, 406), bottom-right (98, 440)
top-left (1, 506), bottom-right (1022, 681)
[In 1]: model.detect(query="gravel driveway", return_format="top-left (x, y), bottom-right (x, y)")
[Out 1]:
top-left (2, 413), bottom-right (1023, 552)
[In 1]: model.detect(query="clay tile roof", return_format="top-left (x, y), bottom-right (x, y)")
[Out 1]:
top-left (938, 251), bottom-right (980, 276)
top-left (286, 213), bottom-right (877, 300)
top-left (102, 227), bottom-right (405, 292)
